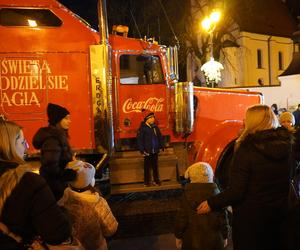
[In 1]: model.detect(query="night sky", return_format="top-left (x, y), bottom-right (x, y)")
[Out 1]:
top-left (58, 0), bottom-right (300, 32)
top-left (58, 0), bottom-right (98, 29)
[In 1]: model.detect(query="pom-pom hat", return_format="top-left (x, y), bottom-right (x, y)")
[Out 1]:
top-left (184, 162), bottom-right (214, 183)
top-left (66, 160), bottom-right (95, 190)
top-left (47, 103), bottom-right (70, 126)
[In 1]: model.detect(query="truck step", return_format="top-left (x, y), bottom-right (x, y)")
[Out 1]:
top-left (110, 180), bottom-right (181, 194)
top-left (109, 149), bottom-right (179, 192)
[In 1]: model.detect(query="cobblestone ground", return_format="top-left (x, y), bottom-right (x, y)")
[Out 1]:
top-left (107, 189), bottom-right (182, 239)
top-left (103, 189), bottom-right (233, 250)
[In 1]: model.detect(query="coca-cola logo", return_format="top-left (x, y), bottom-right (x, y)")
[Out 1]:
top-left (122, 97), bottom-right (164, 113)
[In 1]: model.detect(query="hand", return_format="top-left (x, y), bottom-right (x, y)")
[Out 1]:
top-left (223, 239), bottom-right (228, 248)
top-left (143, 151), bottom-right (150, 156)
top-left (197, 200), bottom-right (211, 214)
top-left (175, 238), bottom-right (182, 249)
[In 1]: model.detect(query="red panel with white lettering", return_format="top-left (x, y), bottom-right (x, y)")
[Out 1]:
top-left (0, 53), bottom-right (94, 152)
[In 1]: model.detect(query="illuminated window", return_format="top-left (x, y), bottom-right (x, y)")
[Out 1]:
top-left (0, 8), bottom-right (62, 27)
top-left (257, 49), bottom-right (262, 69)
top-left (120, 55), bottom-right (164, 85)
top-left (278, 51), bottom-right (283, 70)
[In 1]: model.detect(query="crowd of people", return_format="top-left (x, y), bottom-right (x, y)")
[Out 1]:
top-left (1, 102), bottom-right (300, 250)
top-left (0, 103), bottom-right (117, 250)
top-left (175, 104), bottom-right (300, 250)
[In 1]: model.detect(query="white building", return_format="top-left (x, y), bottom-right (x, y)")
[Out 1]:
top-left (221, 33), bottom-right (295, 87)
top-left (189, 0), bottom-right (300, 110)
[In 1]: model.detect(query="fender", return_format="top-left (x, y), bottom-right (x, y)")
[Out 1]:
top-left (194, 120), bottom-right (243, 170)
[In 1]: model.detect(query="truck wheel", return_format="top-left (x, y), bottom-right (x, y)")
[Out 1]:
top-left (215, 140), bottom-right (235, 190)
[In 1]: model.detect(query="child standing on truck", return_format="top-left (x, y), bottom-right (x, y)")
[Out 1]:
top-left (58, 160), bottom-right (118, 250)
top-left (137, 110), bottom-right (164, 186)
top-left (174, 162), bottom-right (229, 250)
top-left (32, 103), bottom-right (76, 200)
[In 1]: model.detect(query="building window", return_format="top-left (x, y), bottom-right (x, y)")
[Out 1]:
top-left (278, 51), bottom-right (283, 70)
top-left (257, 49), bottom-right (262, 69)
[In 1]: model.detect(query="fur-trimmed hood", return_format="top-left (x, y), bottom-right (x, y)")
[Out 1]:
top-left (58, 188), bottom-right (100, 206)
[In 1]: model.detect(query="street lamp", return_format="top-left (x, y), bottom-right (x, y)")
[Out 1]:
top-left (201, 10), bottom-right (221, 34)
top-left (200, 10), bottom-right (224, 87)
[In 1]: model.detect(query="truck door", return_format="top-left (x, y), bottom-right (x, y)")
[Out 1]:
top-left (114, 53), bottom-right (168, 139)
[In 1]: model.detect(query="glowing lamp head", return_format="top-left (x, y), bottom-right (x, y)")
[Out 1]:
top-left (201, 17), bottom-right (212, 32)
top-left (210, 10), bottom-right (221, 23)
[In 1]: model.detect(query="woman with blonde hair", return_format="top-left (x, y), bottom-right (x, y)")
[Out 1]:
top-left (279, 111), bottom-right (296, 132)
top-left (0, 119), bottom-right (71, 249)
top-left (197, 104), bottom-right (293, 250)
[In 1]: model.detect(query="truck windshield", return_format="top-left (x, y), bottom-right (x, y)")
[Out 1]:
top-left (120, 54), bottom-right (164, 85)
top-left (0, 8), bottom-right (62, 27)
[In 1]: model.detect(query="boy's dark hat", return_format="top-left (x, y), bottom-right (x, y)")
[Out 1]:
top-left (143, 111), bottom-right (155, 121)
top-left (47, 103), bottom-right (70, 125)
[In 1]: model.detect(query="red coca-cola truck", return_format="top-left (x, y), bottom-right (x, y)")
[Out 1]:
top-left (0, 0), bottom-right (262, 193)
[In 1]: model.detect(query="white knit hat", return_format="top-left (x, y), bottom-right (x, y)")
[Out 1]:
top-left (184, 162), bottom-right (214, 183)
top-left (66, 160), bottom-right (95, 189)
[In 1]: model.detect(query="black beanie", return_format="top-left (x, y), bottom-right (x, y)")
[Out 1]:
top-left (47, 103), bottom-right (70, 125)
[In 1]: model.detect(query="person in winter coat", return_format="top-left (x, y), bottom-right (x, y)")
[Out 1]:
top-left (197, 104), bottom-right (293, 250)
top-left (0, 119), bottom-right (71, 249)
top-left (32, 103), bottom-right (76, 200)
top-left (174, 162), bottom-right (229, 250)
top-left (279, 111), bottom-right (295, 132)
top-left (58, 160), bottom-right (118, 250)
top-left (292, 104), bottom-right (300, 128)
top-left (137, 111), bottom-right (164, 186)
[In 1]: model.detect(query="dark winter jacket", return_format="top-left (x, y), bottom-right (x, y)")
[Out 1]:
top-left (208, 128), bottom-right (293, 250)
top-left (293, 128), bottom-right (300, 164)
top-left (137, 122), bottom-right (164, 154)
top-left (293, 109), bottom-right (300, 128)
top-left (0, 161), bottom-right (71, 249)
top-left (175, 183), bottom-right (229, 250)
top-left (32, 126), bottom-right (75, 200)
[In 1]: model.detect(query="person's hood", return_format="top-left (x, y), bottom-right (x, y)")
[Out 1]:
top-left (57, 187), bottom-right (100, 206)
top-left (32, 126), bottom-right (65, 149)
top-left (245, 128), bottom-right (294, 160)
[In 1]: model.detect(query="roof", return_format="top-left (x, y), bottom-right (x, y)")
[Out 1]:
top-left (279, 52), bottom-right (300, 76)
top-left (230, 0), bottom-right (298, 38)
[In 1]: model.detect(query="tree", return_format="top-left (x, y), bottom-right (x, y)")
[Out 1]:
top-left (107, 0), bottom-right (239, 85)
top-left (182, 0), bottom-right (240, 86)
top-left (59, 0), bottom-right (239, 85)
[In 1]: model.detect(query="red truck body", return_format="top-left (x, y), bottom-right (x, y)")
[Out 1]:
top-left (0, 0), bottom-right (262, 191)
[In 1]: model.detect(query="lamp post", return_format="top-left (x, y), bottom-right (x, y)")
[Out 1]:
top-left (200, 10), bottom-right (224, 88)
